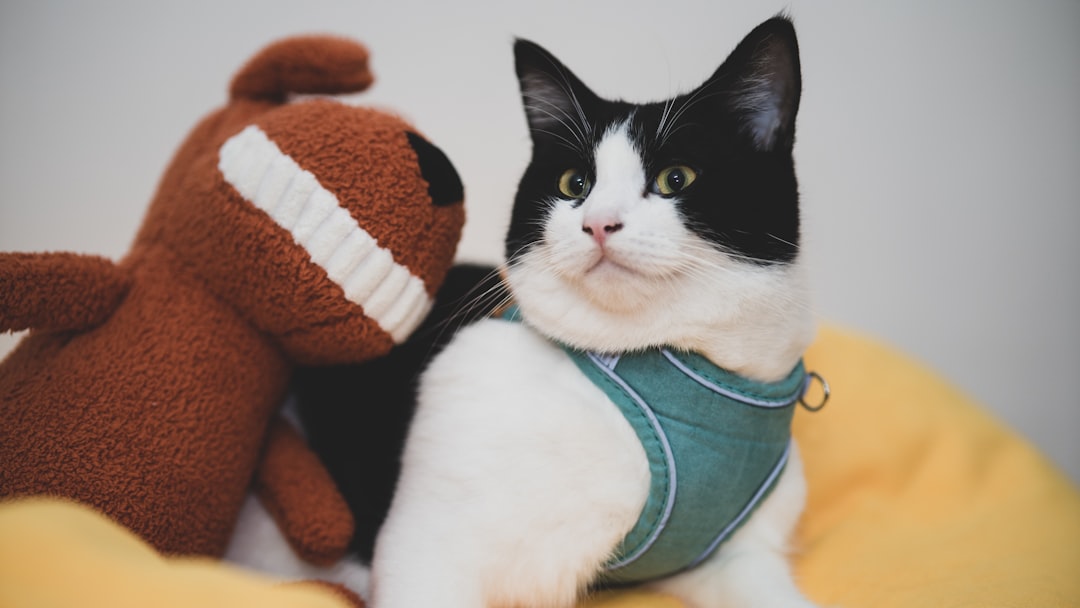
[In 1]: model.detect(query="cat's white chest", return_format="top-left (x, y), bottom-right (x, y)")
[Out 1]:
top-left (371, 317), bottom-right (651, 607)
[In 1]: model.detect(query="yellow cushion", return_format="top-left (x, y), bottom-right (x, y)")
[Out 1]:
top-left (792, 324), bottom-right (1080, 606)
top-left (0, 497), bottom-right (353, 608)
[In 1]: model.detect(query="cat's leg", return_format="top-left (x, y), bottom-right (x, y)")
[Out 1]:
top-left (369, 412), bottom-right (648, 608)
top-left (648, 443), bottom-right (817, 608)
top-left (369, 436), bottom-right (646, 608)
top-left (369, 323), bottom-right (650, 608)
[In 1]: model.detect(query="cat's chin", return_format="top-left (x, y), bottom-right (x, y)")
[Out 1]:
top-left (570, 263), bottom-right (662, 314)
top-left (507, 257), bottom-right (683, 352)
top-left (506, 253), bottom-right (815, 382)
top-left (584, 255), bottom-right (638, 280)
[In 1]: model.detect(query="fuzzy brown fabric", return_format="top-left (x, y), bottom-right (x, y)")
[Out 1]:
top-left (0, 34), bottom-right (464, 566)
top-left (0, 252), bottom-right (132, 331)
top-left (230, 35), bottom-right (375, 102)
top-left (257, 418), bottom-right (355, 566)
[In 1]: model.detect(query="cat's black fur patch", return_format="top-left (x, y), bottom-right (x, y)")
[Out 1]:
top-left (509, 16), bottom-right (802, 265)
top-left (293, 263), bottom-right (503, 562)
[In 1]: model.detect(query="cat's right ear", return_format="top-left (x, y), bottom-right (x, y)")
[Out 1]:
top-left (718, 16), bottom-right (802, 152)
top-left (513, 38), bottom-right (597, 138)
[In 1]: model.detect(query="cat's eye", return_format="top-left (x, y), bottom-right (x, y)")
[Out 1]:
top-left (651, 165), bottom-right (698, 196)
top-left (558, 169), bottom-right (591, 199)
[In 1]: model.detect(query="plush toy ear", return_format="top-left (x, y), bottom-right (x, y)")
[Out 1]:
top-left (229, 35), bottom-right (374, 103)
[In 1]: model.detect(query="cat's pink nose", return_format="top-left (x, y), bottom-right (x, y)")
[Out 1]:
top-left (582, 219), bottom-right (623, 247)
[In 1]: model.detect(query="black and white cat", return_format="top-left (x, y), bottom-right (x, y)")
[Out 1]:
top-left (371, 15), bottom-right (818, 608)
top-left (228, 14), bottom-right (819, 608)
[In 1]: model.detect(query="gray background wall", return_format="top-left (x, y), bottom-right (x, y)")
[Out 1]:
top-left (2, 0), bottom-right (1077, 482)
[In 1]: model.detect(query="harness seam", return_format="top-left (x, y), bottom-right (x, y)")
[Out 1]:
top-left (588, 358), bottom-right (674, 572)
top-left (663, 349), bottom-right (804, 406)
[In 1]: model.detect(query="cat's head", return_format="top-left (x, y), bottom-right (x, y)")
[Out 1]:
top-left (505, 16), bottom-right (814, 380)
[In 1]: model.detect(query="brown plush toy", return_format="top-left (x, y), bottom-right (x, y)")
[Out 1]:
top-left (0, 35), bottom-right (465, 571)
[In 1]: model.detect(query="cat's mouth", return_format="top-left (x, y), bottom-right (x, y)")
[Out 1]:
top-left (585, 254), bottom-right (636, 277)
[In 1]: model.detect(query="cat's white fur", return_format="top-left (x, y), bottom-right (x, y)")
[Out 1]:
top-left (371, 123), bottom-right (818, 608)
top-left (225, 123), bottom-right (817, 608)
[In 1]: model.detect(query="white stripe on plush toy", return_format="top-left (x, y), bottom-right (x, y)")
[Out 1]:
top-left (218, 124), bottom-right (432, 343)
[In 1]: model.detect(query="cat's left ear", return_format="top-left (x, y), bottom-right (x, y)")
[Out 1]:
top-left (717, 15), bottom-right (802, 152)
top-left (513, 38), bottom-right (599, 139)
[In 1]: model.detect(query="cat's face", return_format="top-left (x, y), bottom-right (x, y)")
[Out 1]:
top-left (504, 17), bottom-right (813, 378)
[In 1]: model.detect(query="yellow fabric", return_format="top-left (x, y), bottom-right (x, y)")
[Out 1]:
top-left (2, 324), bottom-right (1077, 607)
top-left (791, 324), bottom-right (1080, 606)
top-left (0, 497), bottom-right (353, 608)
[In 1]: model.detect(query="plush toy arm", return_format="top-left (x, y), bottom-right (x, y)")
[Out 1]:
top-left (0, 252), bottom-right (131, 333)
top-left (255, 416), bottom-right (355, 566)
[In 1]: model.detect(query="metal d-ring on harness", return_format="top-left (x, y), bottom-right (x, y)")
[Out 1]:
top-left (799, 370), bottom-right (830, 412)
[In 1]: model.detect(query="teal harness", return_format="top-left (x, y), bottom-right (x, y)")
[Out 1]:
top-left (501, 308), bottom-right (811, 585)
top-left (564, 347), bottom-right (806, 586)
